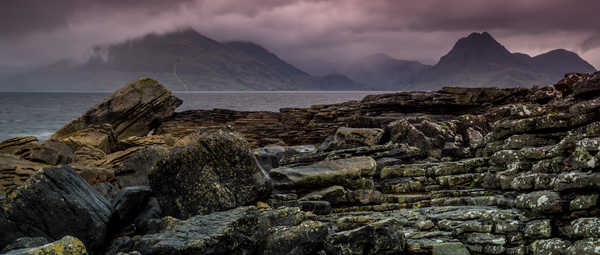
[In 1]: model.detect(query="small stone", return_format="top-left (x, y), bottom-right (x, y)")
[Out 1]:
top-left (256, 201), bottom-right (270, 209)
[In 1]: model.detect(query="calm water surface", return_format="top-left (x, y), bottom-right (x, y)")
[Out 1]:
top-left (0, 91), bottom-right (386, 141)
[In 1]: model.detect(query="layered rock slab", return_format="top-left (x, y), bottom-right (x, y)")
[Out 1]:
top-left (51, 78), bottom-right (182, 145)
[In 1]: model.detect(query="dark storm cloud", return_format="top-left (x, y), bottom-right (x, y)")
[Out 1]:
top-left (0, 0), bottom-right (193, 38)
top-left (1, 0), bottom-right (599, 70)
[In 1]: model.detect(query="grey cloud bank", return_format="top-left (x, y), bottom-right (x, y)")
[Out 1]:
top-left (1, 0), bottom-right (599, 74)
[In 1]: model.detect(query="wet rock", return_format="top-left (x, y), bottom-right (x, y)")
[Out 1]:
top-left (270, 156), bottom-right (376, 190)
top-left (105, 236), bottom-right (134, 255)
top-left (133, 208), bottom-right (254, 254)
top-left (529, 238), bottom-right (571, 255)
top-left (323, 127), bottom-right (384, 151)
top-left (2, 166), bottom-right (111, 251)
top-left (0, 137), bottom-right (40, 160)
top-left (0, 237), bottom-right (49, 253)
top-left (28, 140), bottom-right (74, 165)
top-left (68, 163), bottom-right (115, 186)
top-left (300, 186), bottom-right (348, 205)
top-left (109, 186), bottom-right (153, 234)
top-left (59, 124), bottom-right (117, 163)
top-left (2, 236), bottom-right (87, 255)
top-left (570, 194), bottom-right (598, 211)
top-left (524, 220), bottom-right (552, 239)
top-left (52, 78), bottom-right (182, 142)
top-left (253, 145), bottom-right (317, 172)
top-left (298, 201), bottom-right (332, 215)
top-left (132, 197), bottom-right (162, 234)
top-left (515, 191), bottom-right (562, 214)
top-left (325, 218), bottom-right (405, 255)
top-left (572, 72), bottom-right (600, 98)
top-left (387, 119), bottom-right (432, 153)
top-left (567, 238), bottom-right (600, 254)
top-left (131, 206), bottom-right (309, 255)
top-left (0, 210), bottom-right (23, 251)
top-left (101, 146), bottom-right (169, 188)
top-left (262, 220), bottom-right (328, 255)
top-left (0, 154), bottom-right (47, 192)
top-left (552, 172), bottom-right (600, 191)
top-left (149, 129), bottom-right (271, 218)
top-left (462, 233), bottom-right (506, 246)
top-left (572, 218), bottom-right (600, 238)
top-left (431, 242), bottom-right (471, 255)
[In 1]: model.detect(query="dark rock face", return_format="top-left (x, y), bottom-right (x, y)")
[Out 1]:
top-left (109, 186), bottom-right (154, 235)
top-left (149, 129), bottom-right (272, 218)
top-left (325, 218), bottom-right (406, 254)
top-left (1, 166), bottom-right (111, 251)
top-left (1, 237), bottom-right (50, 253)
top-left (2, 236), bottom-right (87, 255)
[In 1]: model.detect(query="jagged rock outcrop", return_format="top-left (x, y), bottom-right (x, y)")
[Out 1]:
top-left (149, 129), bottom-right (272, 219)
top-left (50, 78), bottom-right (182, 161)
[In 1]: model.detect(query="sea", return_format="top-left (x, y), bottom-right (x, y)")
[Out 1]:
top-left (0, 91), bottom-right (387, 142)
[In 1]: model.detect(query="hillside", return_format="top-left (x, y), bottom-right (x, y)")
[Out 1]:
top-left (340, 53), bottom-right (431, 90)
top-left (0, 29), bottom-right (364, 91)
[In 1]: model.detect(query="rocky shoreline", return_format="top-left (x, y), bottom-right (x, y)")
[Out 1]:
top-left (1, 72), bottom-right (600, 254)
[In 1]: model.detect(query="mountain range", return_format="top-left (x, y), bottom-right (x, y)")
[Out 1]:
top-left (0, 30), bottom-right (596, 91)
top-left (0, 29), bottom-right (365, 91)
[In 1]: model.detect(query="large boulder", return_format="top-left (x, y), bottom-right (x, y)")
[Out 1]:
top-left (51, 78), bottom-right (182, 143)
top-left (1, 166), bottom-right (111, 251)
top-left (149, 129), bottom-right (272, 218)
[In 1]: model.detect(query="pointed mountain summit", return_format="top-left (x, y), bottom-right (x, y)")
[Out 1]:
top-left (413, 32), bottom-right (596, 89)
top-left (435, 32), bottom-right (516, 72)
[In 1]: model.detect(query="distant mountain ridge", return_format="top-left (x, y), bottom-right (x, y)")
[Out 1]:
top-left (339, 53), bottom-right (431, 90)
top-left (0, 30), bottom-right (596, 91)
top-left (1, 29), bottom-right (365, 91)
top-left (341, 32), bottom-right (596, 90)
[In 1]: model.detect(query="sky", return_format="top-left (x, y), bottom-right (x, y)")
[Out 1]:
top-left (2, 0), bottom-right (600, 74)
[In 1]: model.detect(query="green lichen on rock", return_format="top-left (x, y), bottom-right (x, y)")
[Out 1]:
top-left (3, 236), bottom-right (87, 255)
